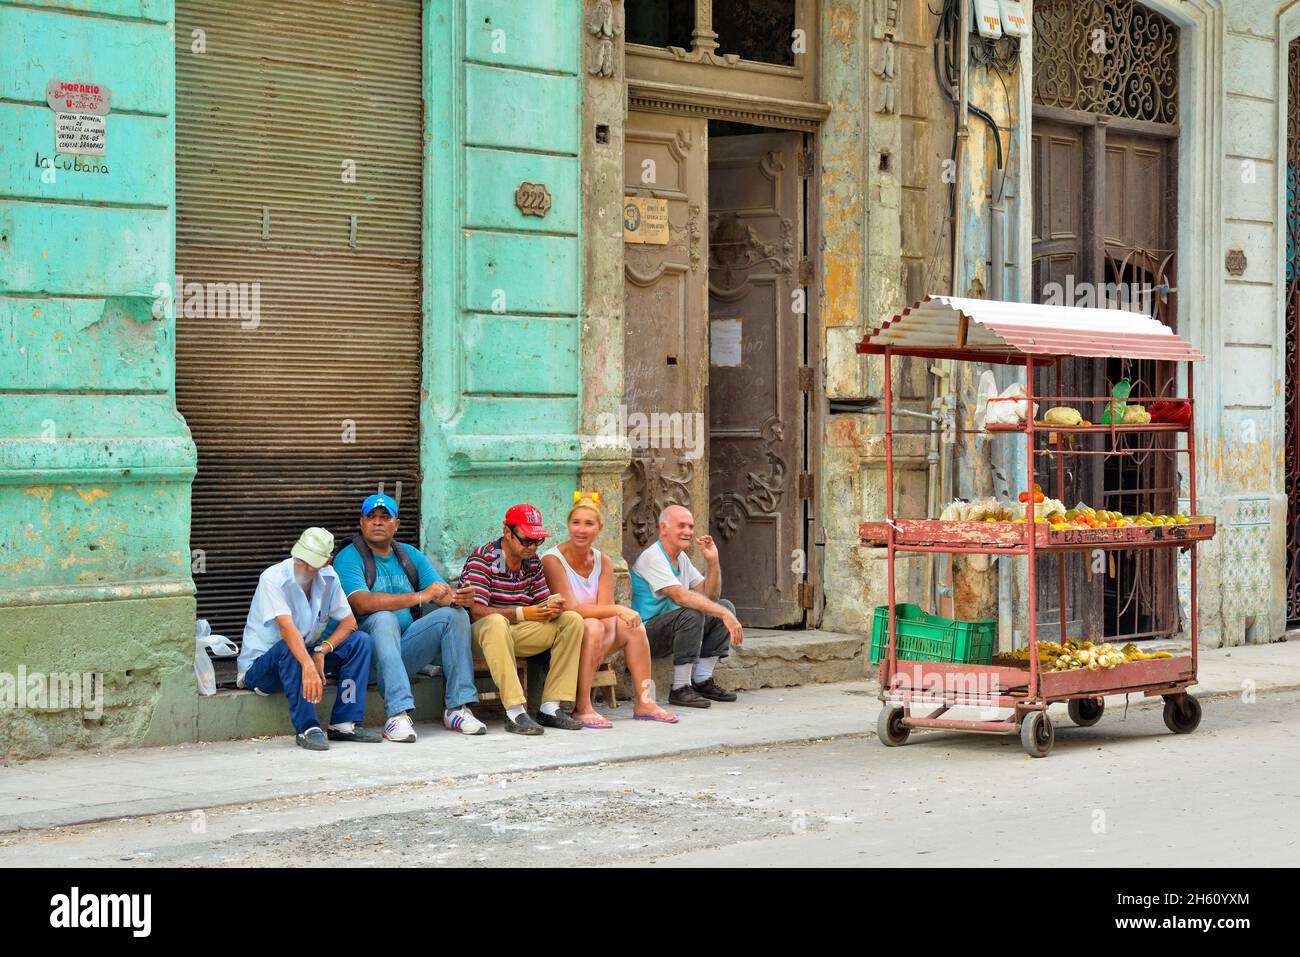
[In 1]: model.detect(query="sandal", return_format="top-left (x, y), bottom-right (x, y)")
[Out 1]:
top-left (574, 712), bottom-right (613, 729)
top-left (634, 710), bottom-right (679, 724)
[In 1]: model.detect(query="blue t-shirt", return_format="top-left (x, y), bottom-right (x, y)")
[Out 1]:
top-left (630, 541), bottom-right (704, 621)
top-left (329, 541), bottom-right (443, 634)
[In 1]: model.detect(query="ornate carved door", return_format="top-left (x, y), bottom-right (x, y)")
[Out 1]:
top-left (706, 132), bottom-right (805, 626)
top-left (622, 113), bottom-right (710, 557)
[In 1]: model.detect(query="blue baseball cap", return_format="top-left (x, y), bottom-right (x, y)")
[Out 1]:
top-left (361, 493), bottom-right (399, 518)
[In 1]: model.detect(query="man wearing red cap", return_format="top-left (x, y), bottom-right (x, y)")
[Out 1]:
top-left (460, 504), bottom-right (586, 734)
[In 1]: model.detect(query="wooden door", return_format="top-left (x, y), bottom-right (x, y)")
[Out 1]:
top-left (706, 132), bottom-right (806, 626)
top-left (1031, 120), bottom-right (1104, 641)
top-left (621, 113), bottom-right (711, 558)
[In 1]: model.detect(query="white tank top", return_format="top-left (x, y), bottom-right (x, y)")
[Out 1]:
top-left (542, 545), bottom-right (602, 605)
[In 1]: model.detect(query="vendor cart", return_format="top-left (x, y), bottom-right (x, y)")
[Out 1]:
top-left (858, 296), bottom-right (1213, 757)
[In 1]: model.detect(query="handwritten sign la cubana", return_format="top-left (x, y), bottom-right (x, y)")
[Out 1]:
top-left (623, 196), bottom-right (669, 245)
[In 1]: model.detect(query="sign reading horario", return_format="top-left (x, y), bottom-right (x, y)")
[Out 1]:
top-left (46, 79), bottom-right (110, 158)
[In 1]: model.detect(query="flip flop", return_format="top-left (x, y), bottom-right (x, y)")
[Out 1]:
top-left (578, 715), bottom-right (614, 729)
top-left (634, 711), bottom-right (680, 724)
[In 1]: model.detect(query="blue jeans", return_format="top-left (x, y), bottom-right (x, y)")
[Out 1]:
top-left (244, 632), bottom-right (372, 734)
top-left (363, 607), bottom-right (478, 717)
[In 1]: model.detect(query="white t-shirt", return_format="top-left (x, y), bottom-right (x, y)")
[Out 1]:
top-left (238, 558), bottom-right (353, 675)
top-left (541, 546), bottom-right (603, 605)
top-left (630, 542), bottom-right (704, 620)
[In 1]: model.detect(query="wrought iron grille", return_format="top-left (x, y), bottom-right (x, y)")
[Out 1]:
top-left (1285, 39), bottom-right (1300, 624)
top-left (1033, 0), bottom-right (1179, 125)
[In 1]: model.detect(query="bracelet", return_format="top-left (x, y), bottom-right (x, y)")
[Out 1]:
top-left (317, 640), bottom-right (333, 655)
top-left (514, 605), bottom-right (524, 623)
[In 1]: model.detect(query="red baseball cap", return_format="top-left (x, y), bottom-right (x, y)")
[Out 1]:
top-left (504, 503), bottom-right (551, 539)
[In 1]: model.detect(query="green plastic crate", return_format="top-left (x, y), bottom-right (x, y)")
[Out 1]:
top-left (870, 603), bottom-right (997, 665)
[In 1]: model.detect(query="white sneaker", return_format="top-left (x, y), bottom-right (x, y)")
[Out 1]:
top-left (236, 673), bottom-right (269, 697)
top-left (383, 713), bottom-right (417, 743)
top-left (444, 705), bottom-right (486, 736)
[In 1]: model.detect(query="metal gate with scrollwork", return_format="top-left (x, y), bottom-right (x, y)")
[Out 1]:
top-left (1032, 0), bottom-right (1180, 642)
top-left (1285, 38), bottom-right (1300, 625)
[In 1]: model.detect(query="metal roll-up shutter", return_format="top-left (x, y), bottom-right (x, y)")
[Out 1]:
top-left (175, 0), bottom-right (423, 639)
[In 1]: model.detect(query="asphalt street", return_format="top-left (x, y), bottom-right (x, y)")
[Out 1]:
top-left (2, 688), bottom-right (1295, 867)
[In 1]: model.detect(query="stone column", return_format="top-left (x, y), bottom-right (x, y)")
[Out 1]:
top-left (579, 0), bottom-right (633, 595)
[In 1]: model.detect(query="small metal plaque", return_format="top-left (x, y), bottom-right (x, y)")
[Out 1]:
top-left (514, 181), bottom-right (551, 218)
top-left (623, 195), bottom-right (669, 244)
top-left (1225, 248), bottom-right (1247, 276)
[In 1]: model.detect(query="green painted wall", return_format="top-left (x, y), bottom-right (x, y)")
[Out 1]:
top-left (0, 0), bottom-right (585, 756)
top-left (0, 0), bottom-right (196, 758)
top-left (422, 0), bottom-right (584, 569)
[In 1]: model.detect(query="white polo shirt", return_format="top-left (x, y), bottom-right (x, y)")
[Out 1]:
top-left (237, 558), bottom-right (353, 675)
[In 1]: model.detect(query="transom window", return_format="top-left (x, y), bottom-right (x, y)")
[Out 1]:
top-left (1033, 0), bottom-right (1179, 126)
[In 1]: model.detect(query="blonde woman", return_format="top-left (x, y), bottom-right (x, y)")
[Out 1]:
top-left (541, 493), bottom-right (678, 728)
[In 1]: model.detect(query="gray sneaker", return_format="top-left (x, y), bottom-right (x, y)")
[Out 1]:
top-left (295, 727), bottom-right (330, 751)
top-left (505, 712), bottom-right (544, 735)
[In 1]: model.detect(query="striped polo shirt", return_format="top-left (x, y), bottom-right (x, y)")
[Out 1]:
top-left (460, 537), bottom-right (551, 608)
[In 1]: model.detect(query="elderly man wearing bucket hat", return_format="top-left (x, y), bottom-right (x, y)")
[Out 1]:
top-left (331, 493), bottom-right (484, 742)
top-left (236, 527), bottom-right (381, 750)
top-left (461, 503), bottom-right (586, 735)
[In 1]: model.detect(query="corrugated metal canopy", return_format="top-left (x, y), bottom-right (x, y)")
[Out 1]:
top-left (857, 295), bottom-right (1205, 362)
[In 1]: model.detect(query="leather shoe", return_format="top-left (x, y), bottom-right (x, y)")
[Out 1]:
top-left (692, 678), bottom-right (737, 702)
top-left (505, 712), bottom-right (544, 735)
top-left (537, 709), bottom-right (585, 730)
top-left (668, 685), bottom-right (712, 708)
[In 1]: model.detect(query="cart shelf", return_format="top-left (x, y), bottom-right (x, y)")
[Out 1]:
top-left (859, 516), bottom-right (1216, 552)
top-left (984, 422), bottom-right (1188, 435)
top-left (882, 655), bottom-right (1195, 703)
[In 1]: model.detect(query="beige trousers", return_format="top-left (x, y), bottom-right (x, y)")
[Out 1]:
top-left (471, 610), bottom-right (584, 710)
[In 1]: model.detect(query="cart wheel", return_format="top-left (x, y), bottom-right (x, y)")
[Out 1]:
top-left (1020, 710), bottom-right (1054, 758)
top-left (1162, 694), bottom-right (1202, 734)
top-left (876, 705), bottom-right (910, 747)
top-left (1067, 696), bottom-right (1105, 727)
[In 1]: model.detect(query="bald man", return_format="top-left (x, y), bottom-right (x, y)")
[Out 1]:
top-left (628, 505), bottom-right (744, 708)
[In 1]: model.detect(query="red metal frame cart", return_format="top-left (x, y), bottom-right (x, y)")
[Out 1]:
top-left (857, 296), bottom-right (1212, 758)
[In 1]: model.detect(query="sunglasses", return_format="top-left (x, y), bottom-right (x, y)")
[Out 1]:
top-left (509, 526), bottom-right (545, 548)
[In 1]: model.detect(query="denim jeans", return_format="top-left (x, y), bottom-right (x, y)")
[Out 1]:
top-left (363, 606), bottom-right (478, 717)
top-left (244, 631), bottom-right (372, 734)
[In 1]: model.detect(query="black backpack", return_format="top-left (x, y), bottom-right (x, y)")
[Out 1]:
top-left (348, 535), bottom-right (423, 620)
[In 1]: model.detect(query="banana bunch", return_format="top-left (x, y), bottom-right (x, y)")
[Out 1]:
top-left (1119, 642), bottom-right (1173, 661)
top-left (994, 639), bottom-right (1173, 671)
top-left (1051, 641), bottom-right (1127, 671)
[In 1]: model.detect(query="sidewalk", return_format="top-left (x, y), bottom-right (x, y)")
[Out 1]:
top-left (1, 641), bottom-right (1296, 834)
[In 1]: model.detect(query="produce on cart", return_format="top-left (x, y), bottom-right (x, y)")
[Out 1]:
top-left (857, 295), bottom-right (1212, 757)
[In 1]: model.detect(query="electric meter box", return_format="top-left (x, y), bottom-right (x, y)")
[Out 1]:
top-left (973, 0), bottom-right (1003, 39)
top-left (999, 0), bottom-right (1030, 38)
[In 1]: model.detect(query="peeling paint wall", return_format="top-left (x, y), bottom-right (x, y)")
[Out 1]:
top-left (1186, 0), bottom-right (1293, 646)
top-left (819, 0), bottom-right (1024, 634)
top-left (0, 0), bottom-right (197, 758)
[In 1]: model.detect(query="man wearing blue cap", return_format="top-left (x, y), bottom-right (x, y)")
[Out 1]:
top-left (331, 493), bottom-right (484, 742)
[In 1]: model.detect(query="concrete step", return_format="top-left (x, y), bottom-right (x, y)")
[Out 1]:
top-left (614, 628), bottom-right (868, 698)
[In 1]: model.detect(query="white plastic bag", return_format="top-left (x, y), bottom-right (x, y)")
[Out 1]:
top-left (974, 370), bottom-right (998, 432)
top-left (194, 620), bottom-right (239, 696)
top-left (983, 382), bottom-right (1038, 426)
top-left (195, 636), bottom-right (217, 696)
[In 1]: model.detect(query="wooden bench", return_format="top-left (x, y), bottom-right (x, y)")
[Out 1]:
top-left (472, 655), bottom-right (617, 711)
